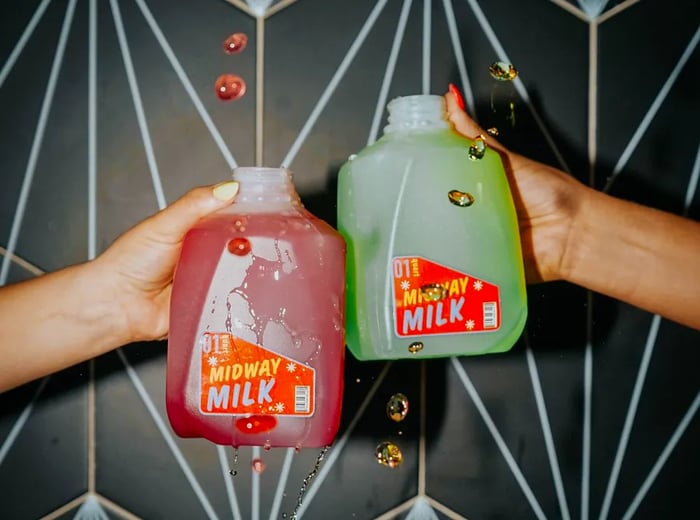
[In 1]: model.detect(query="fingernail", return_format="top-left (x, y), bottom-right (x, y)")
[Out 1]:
top-left (212, 181), bottom-right (239, 201)
top-left (448, 83), bottom-right (465, 111)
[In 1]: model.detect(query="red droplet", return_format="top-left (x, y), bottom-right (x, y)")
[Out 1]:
top-left (223, 33), bottom-right (248, 54)
top-left (215, 74), bottom-right (246, 101)
top-left (227, 237), bottom-right (251, 255)
top-left (235, 415), bottom-right (277, 434)
top-left (251, 458), bottom-right (266, 473)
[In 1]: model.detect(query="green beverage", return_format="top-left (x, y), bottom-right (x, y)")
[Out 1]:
top-left (337, 95), bottom-right (527, 360)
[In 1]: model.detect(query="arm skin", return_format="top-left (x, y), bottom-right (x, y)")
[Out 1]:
top-left (0, 182), bottom-right (239, 393)
top-left (446, 91), bottom-right (700, 331)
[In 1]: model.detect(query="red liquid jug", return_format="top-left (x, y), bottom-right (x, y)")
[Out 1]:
top-left (167, 167), bottom-right (346, 448)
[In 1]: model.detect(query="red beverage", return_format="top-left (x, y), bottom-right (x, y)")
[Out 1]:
top-left (167, 167), bottom-right (346, 448)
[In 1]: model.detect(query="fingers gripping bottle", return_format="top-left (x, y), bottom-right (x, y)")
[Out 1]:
top-left (337, 95), bottom-right (527, 360)
top-left (167, 167), bottom-right (346, 448)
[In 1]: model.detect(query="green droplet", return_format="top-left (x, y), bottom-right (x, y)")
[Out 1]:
top-left (408, 341), bottom-right (424, 354)
top-left (489, 61), bottom-right (518, 81)
top-left (386, 393), bottom-right (409, 422)
top-left (375, 442), bottom-right (403, 468)
top-left (468, 136), bottom-right (486, 161)
top-left (420, 283), bottom-right (447, 301)
top-left (448, 190), bottom-right (475, 207)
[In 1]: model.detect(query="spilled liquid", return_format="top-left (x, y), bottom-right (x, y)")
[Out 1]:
top-left (228, 447), bottom-right (239, 476)
top-left (386, 393), bottom-right (409, 422)
top-left (227, 237), bottom-right (251, 256)
top-left (215, 73), bottom-right (246, 101)
top-left (468, 136), bottom-right (486, 161)
top-left (223, 32), bottom-right (248, 54)
top-left (448, 190), bottom-right (475, 207)
top-left (251, 458), bottom-right (266, 473)
top-left (489, 61), bottom-right (518, 81)
top-left (420, 283), bottom-right (447, 301)
top-left (287, 446), bottom-right (330, 519)
top-left (375, 442), bottom-right (403, 468)
top-left (408, 341), bottom-right (424, 354)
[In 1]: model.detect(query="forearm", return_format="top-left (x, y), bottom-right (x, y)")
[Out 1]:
top-left (0, 261), bottom-right (129, 392)
top-left (563, 187), bottom-right (700, 329)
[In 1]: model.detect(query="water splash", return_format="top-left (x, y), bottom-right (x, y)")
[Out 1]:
top-left (289, 446), bottom-right (330, 519)
top-left (223, 33), bottom-right (248, 54)
top-left (489, 61), bottom-right (518, 81)
top-left (375, 441), bottom-right (403, 468)
top-left (251, 457), bottom-right (266, 473)
top-left (228, 447), bottom-right (239, 476)
top-left (227, 237), bottom-right (251, 256)
top-left (448, 190), bottom-right (475, 207)
top-left (468, 136), bottom-right (486, 160)
top-left (386, 393), bottom-right (409, 422)
top-left (215, 73), bottom-right (246, 101)
top-left (408, 341), bottom-right (424, 354)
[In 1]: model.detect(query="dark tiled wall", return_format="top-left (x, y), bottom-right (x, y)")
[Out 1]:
top-left (0, 0), bottom-right (698, 519)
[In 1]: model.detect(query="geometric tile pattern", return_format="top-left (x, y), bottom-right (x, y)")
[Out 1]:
top-left (0, 0), bottom-right (698, 518)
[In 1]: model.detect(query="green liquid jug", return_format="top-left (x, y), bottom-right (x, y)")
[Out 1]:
top-left (337, 94), bottom-right (527, 360)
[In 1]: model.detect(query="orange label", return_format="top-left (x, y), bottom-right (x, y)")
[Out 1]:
top-left (392, 256), bottom-right (501, 336)
top-left (198, 332), bottom-right (315, 417)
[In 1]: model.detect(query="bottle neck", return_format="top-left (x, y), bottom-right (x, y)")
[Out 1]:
top-left (231, 167), bottom-right (302, 208)
top-left (383, 95), bottom-right (450, 135)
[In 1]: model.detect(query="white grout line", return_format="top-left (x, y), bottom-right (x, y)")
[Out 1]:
top-left (281, 0), bottom-right (390, 167)
top-left (0, 376), bottom-right (50, 467)
top-left (132, 0), bottom-right (238, 170)
top-left (441, 0), bottom-right (476, 115)
top-left (461, 0), bottom-right (571, 174)
top-left (264, 0), bottom-right (298, 19)
top-left (252, 445), bottom-right (261, 520)
top-left (581, 338), bottom-right (593, 520)
top-left (269, 447), bottom-right (295, 520)
top-left (373, 497), bottom-right (417, 520)
top-left (425, 496), bottom-right (469, 519)
top-left (0, 246), bottom-right (44, 277)
top-left (217, 445), bottom-right (243, 520)
top-left (256, 16), bottom-right (265, 166)
top-left (223, 0), bottom-right (256, 18)
top-left (116, 349), bottom-right (219, 520)
top-left (418, 361), bottom-right (427, 496)
top-left (450, 357), bottom-right (546, 520)
top-left (0, 0), bottom-right (53, 89)
top-left (588, 20), bottom-right (598, 187)
top-left (74, 494), bottom-right (110, 520)
top-left (546, 0), bottom-right (589, 22)
top-left (576, 0), bottom-right (610, 17)
top-left (97, 493), bottom-right (142, 520)
top-left (38, 492), bottom-right (89, 520)
top-left (682, 143), bottom-right (700, 217)
top-left (384, 161), bottom-right (413, 347)
top-left (598, 314), bottom-right (662, 520)
top-left (422, 0), bottom-right (431, 95)
top-left (0, 0), bottom-right (78, 286)
top-left (294, 362), bottom-right (393, 517)
top-left (110, 0), bottom-right (166, 210)
top-left (596, 0), bottom-right (640, 24)
top-left (367, 0), bottom-right (413, 146)
top-left (525, 345), bottom-right (571, 520)
top-left (621, 390), bottom-right (700, 520)
top-left (604, 26), bottom-right (700, 193)
top-left (88, 0), bottom-right (98, 262)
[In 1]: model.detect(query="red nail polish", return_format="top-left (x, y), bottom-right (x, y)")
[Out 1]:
top-left (448, 83), bottom-right (465, 111)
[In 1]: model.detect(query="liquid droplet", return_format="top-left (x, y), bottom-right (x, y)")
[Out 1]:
top-left (487, 127), bottom-right (499, 136)
top-left (386, 393), bottom-right (409, 422)
top-left (375, 441), bottom-right (403, 468)
top-left (223, 32), bottom-right (248, 54)
top-left (420, 283), bottom-right (447, 301)
top-left (251, 458), bottom-right (266, 473)
top-left (448, 190), bottom-right (475, 207)
top-left (468, 136), bottom-right (486, 160)
top-left (229, 447), bottom-right (239, 476)
top-left (232, 216), bottom-right (248, 230)
top-left (489, 61), bottom-right (518, 81)
top-left (290, 446), bottom-right (330, 519)
top-left (235, 415), bottom-right (277, 434)
top-left (408, 341), bottom-right (424, 354)
top-left (263, 441), bottom-right (272, 451)
top-left (215, 74), bottom-right (246, 101)
top-left (227, 237), bottom-right (251, 256)
top-left (348, 154), bottom-right (357, 161)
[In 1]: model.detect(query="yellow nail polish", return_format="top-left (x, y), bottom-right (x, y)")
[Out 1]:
top-left (212, 181), bottom-right (239, 201)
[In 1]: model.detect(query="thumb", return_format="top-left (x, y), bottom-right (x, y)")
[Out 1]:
top-left (143, 181), bottom-right (239, 244)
